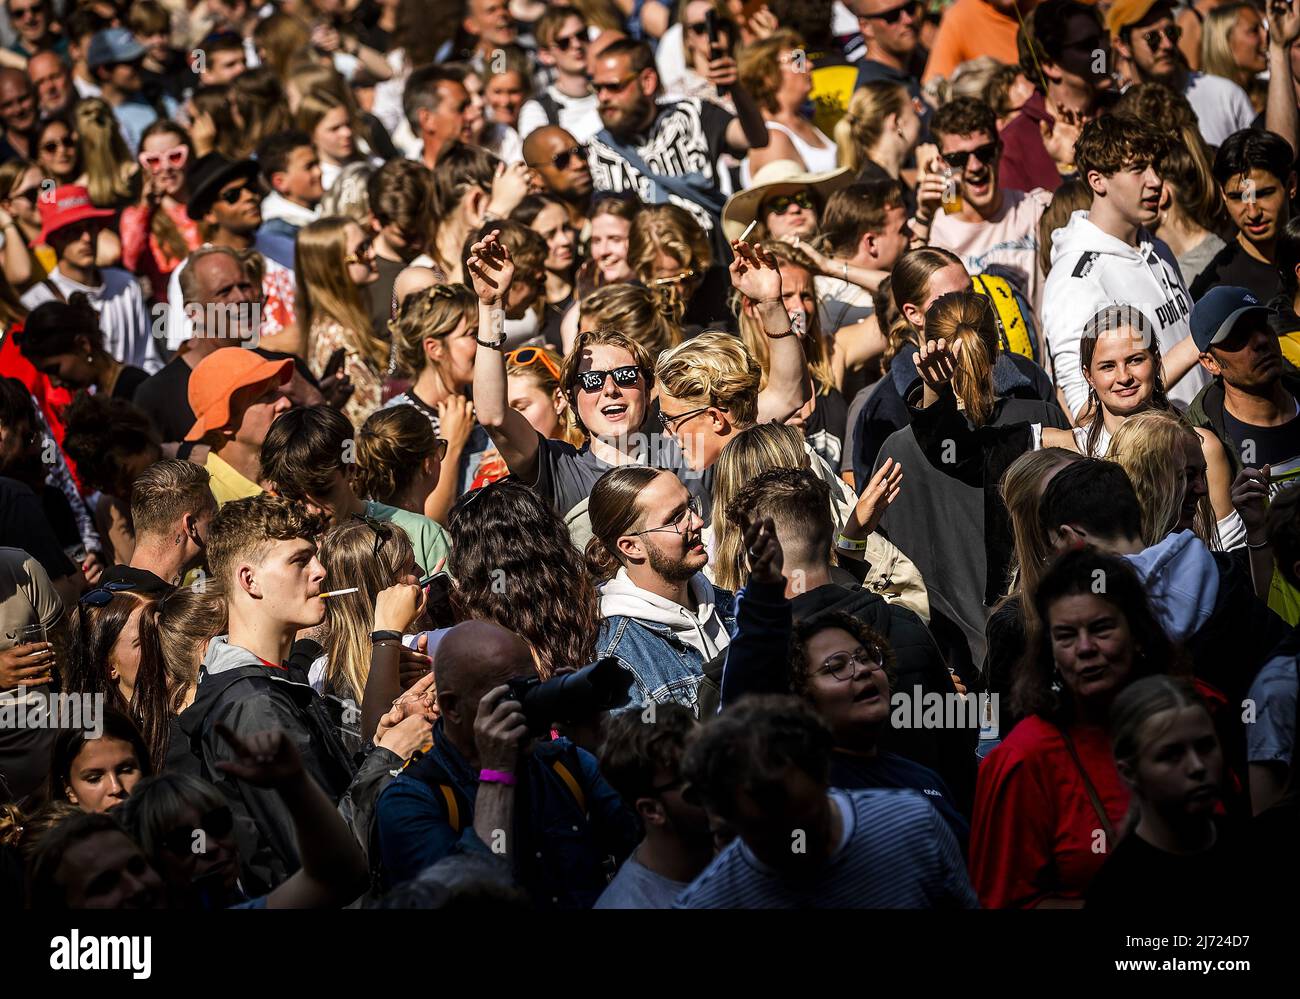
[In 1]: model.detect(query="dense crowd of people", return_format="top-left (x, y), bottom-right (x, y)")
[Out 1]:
top-left (0, 0), bottom-right (1299, 913)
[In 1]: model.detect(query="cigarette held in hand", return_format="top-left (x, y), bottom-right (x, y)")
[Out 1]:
top-left (739, 219), bottom-right (758, 242)
top-left (319, 587), bottom-right (359, 599)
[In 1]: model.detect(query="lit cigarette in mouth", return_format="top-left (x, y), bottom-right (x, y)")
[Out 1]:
top-left (739, 219), bottom-right (758, 242)
top-left (319, 587), bottom-right (359, 599)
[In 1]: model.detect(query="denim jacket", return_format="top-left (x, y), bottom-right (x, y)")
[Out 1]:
top-left (374, 721), bottom-right (637, 908)
top-left (597, 583), bottom-right (737, 714)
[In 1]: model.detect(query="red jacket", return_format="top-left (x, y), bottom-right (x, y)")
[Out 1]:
top-left (0, 321), bottom-right (78, 485)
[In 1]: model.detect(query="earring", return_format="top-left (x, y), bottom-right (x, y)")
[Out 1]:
top-left (85, 355), bottom-right (93, 363)
top-left (175, 533), bottom-right (183, 544)
top-left (109, 667), bottom-right (119, 681)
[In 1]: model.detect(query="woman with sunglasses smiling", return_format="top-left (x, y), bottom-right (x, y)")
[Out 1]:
top-left (0, 158), bottom-right (49, 291)
top-left (120, 120), bottom-right (200, 306)
top-left (34, 117), bottom-right (82, 187)
top-left (470, 229), bottom-right (689, 520)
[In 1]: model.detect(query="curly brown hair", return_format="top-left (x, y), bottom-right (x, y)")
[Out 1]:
top-left (448, 479), bottom-right (599, 679)
top-left (788, 611), bottom-right (897, 697)
top-left (207, 494), bottom-right (326, 591)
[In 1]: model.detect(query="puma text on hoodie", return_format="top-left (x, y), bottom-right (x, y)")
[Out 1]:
top-left (1042, 210), bottom-right (1208, 419)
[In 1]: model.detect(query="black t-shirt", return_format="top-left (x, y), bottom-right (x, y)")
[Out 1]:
top-left (0, 477), bottom-right (75, 580)
top-left (369, 255), bottom-right (407, 341)
top-left (806, 382), bottom-right (848, 471)
top-left (1190, 240), bottom-right (1281, 303)
top-left (1086, 820), bottom-right (1252, 909)
top-left (1221, 398), bottom-right (1300, 470)
top-left (113, 364), bottom-right (149, 401)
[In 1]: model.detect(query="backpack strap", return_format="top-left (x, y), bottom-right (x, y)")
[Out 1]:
top-left (437, 783), bottom-right (461, 833)
top-left (538, 90), bottom-right (563, 127)
top-left (41, 279), bottom-right (66, 304)
top-left (1056, 724), bottom-right (1115, 842)
top-left (551, 758), bottom-right (586, 814)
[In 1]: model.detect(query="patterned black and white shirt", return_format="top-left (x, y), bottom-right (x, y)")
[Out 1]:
top-left (587, 99), bottom-right (733, 234)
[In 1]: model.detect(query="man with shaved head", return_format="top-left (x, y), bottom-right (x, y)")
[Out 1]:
top-left (375, 620), bottom-right (636, 906)
top-left (27, 50), bottom-right (73, 117)
top-left (0, 67), bottom-right (38, 161)
top-left (523, 125), bottom-right (594, 223)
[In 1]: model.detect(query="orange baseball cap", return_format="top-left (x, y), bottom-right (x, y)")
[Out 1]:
top-left (1105, 0), bottom-right (1167, 36)
top-left (185, 348), bottom-right (294, 442)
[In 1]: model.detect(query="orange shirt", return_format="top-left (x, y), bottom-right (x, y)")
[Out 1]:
top-left (923, 0), bottom-right (1027, 83)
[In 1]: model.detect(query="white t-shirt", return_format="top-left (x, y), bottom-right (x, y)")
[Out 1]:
top-left (517, 85), bottom-right (603, 143)
top-left (928, 188), bottom-right (1051, 318)
top-left (20, 267), bottom-right (164, 373)
top-left (1182, 71), bottom-right (1255, 147)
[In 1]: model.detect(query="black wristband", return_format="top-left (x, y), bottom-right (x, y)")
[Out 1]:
top-left (370, 630), bottom-right (402, 643)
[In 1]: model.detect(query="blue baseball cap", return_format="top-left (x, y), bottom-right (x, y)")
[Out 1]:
top-left (1189, 286), bottom-right (1274, 353)
top-left (86, 28), bottom-right (147, 69)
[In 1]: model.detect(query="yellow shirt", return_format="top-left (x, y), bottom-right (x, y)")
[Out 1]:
top-left (206, 452), bottom-right (262, 507)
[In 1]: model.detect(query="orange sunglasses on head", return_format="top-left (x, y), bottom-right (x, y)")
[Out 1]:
top-left (505, 346), bottom-right (562, 381)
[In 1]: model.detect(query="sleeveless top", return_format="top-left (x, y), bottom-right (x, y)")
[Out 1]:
top-left (740, 120), bottom-right (839, 187)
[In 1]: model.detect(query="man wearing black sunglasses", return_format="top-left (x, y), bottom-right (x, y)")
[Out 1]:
top-left (523, 125), bottom-right (594, 219)
top-left (1109, 0), bottom-right (1254, 146)
top-left (850, 0), bottom-right (928, 106)
top-left (517, 7), bottom-right (602, 143)
top-left (923, 97), bottom-right (1051, 314)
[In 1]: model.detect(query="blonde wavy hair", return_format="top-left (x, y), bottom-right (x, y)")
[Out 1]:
top-left (318, 518), bottom-right (418, 704)
top-left (1107, 411), bottom-right (1218, 548)
top-left (389, 282), bottom-right (478, 383)
top-left (75, 98), bottom-right (135, 207)
top-left (353, 404), bottom-right (443, 506)
top-left (711, 422), bottom-right (808, 591)
top-left (735, 240), bottom-right (835, 395)
top-left (1201, 3), bottom-right (1255, 86)
top-left (923, 290), bottom-right (999, 428)
top-left (835, 81), bottom-right (910, 173)
top-left (629, 203), bottom-right (712, 325)
top-left (579, 282), bottom-right (680, 363)
top-left (296, 215), bottom-right (390, 370)
top-left (655, 329), bottom-right (762, 427)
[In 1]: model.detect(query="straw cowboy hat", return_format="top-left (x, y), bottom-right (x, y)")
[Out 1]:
top-left (721, 160), bottom-right (853, 242)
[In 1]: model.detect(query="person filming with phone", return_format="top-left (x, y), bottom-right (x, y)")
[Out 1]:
top-left (374, 619), bottom-right (637, 907)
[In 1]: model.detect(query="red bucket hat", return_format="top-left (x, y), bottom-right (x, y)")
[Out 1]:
top-left (34, 185), bottom-right (114, 246)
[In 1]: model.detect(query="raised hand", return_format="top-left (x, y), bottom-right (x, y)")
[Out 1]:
top-left (214, 725), bottom-right (303, 788)
top-left (1270, 0), bottom-right (1300, 47)
top-left (915, 337), bottom-right (962, 391)
top-left (854, 456), bottom-right (903, 536)
top-left (398, 630), bottom-right (432, 690)
top-left (465, 230), bottom-right (515, 305)
top-left (374, 578), bottom-right (423, 634)
top-left (436, 395), bottom-right (476, 452)
top-left (729, 239), bottom-right (783, 305)
top-left (488, 161), bottom-right (533, 217)
top-left (742, 515), bottom-right (785, 587)
top-left (1231, 464), bottom-right (1272, 541)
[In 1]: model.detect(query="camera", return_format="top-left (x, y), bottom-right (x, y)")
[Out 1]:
top-left (505, 657), bottom-right (634, 735)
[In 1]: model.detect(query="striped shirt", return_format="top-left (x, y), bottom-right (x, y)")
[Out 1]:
top-left (674, 788), bottom-right (978, 909)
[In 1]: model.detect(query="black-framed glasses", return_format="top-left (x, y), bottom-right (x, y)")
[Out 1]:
top-left (632, 494), bottom-right (700, 536)
top-left (538, 145), bottom-right (586, 171)
top-left (868, 0), bottom-right (921, 23)
top-left (351, 513), bottom-right (393, 557)
top-left (217, 182), bottom-right (253, 205)
top-left (592, 73), bottom-right (639, 95)
top-left (577, 365), bottom-right (641, 392)
top-left (818, 645), bottom-right (885, 681)
top-left (434, 438), bottom-right (449, 461)
top-left (80, 580), bottom-right (137, 607)
top-left (940, 141), bottom-right (999, 171)
top-left (553, 30), bottom-right (588, 51)
top-left (657, 406), bottom-right (710, 434)
top-left (763, 191), bottom-right (815, 215)
top-left (1141, 24), bottom-right (1181, 50)
top-left (160, 806), bottom-right (234, 855)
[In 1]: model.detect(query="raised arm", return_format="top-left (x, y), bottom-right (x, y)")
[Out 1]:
top-left (215, 726), bottom-right (369, 909)
top-left (733, 240), bottom-right (810, 423)
top-left (467, 231), bottom-right (543, 481)
top-left (1265, 0), bottom-right (1300, 158)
